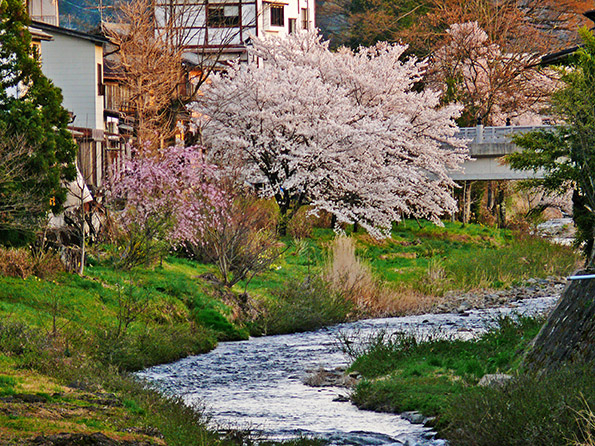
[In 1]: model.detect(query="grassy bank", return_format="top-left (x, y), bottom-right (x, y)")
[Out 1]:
top-left (347, 316), bottom-right (544, 419)
top-left (346, 315), bottom-right (595, 446)
top-left (0, 220), bottom-right (581, 443)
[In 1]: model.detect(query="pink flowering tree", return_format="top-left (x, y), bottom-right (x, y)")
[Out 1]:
top-left (193, 31), bottom-right (468, 238)
top-left (106, 145), bottom-right (227, 269)
top-left (429, 22), bottom-right (558, 126)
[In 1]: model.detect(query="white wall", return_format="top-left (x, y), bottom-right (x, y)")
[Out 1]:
top-left (40, 33), bottom-right (104, 131)
top-left (257, 0), bottom-right (315, 38)
top-left (28, 0), bottom-right (59, 25)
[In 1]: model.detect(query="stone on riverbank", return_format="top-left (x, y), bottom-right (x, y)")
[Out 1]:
top-left (477, 373), bottom-right (513, 388)
top-left (303, 367), bottom-right (360, 388)
top-left (435, 277), bottom-right (566, 314)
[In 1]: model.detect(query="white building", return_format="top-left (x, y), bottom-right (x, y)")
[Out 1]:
top-left (155, 0), bottom-right (315, 63)
top-left (27, 0), bottom-right (59, 25)
top-left (31, 20), bottom-right (111, 188)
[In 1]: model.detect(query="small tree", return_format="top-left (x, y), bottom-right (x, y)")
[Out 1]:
top-left (507, 28), bottom-right (595, 266)
top-left (195, 31), bottom-right (468, 238)
top-left (0, 0), bottom-right (77, 244)
top-left (428, 21), bottom-right (558, 126)
top-left (191, 193), bottom-right (280, 290)
top-left (106, 145), bottom-right (225, 269)
top-left (104, 0), bottom-right (248, 154)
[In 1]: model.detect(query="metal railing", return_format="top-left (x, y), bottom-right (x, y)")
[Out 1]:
top-left (456, 125), bottom-right (552, 144)
top-left (31, 15), bottom-right (58, 25)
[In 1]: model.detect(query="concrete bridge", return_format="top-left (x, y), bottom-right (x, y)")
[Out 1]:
top-left (449, 125), bottom-right (551, 181)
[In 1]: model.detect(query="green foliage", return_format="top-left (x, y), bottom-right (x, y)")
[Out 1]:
top-left (444, 362), bottom-right (595, 446)
top-left (251, 277), bottom-right (353, 335)
top-left (508, 28), bottom-right (595, 265)
top-left (192, 308), bottom-right (248, 341)
top-left (348, 316), bottom-right (544, 417)
top-left (0, 0), bottom-right (77, 243)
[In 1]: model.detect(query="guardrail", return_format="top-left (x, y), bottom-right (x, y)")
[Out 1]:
top-left (455, 125), bottom-right (552, 144)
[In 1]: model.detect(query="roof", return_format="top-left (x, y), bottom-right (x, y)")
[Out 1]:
top-left (29, 26), bottom-right (54, 41)
top-left (31, 21), bottom-right (109, 45)
top-left (538, 9), bottom-right (595, 67)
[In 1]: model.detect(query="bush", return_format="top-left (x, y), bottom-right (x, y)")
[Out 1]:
top-left (444, 362), bottom-right (595, 446)
top-left (252, 277), bottom-right (352, 335)
top-left (287, 206), bottom-right (315, 239)
top-left (0, 247), bottom-right (33, 278)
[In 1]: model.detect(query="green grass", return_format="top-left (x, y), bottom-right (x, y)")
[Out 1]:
top-left (444, 362), bottom-right (595, 446)
top-left (0, 218), bottom-right (582, 445)
top-left (348, 316), bottom-right (545, 419)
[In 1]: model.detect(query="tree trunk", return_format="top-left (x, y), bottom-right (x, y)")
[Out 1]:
top-left (462, 181), bottom-right (473, 224)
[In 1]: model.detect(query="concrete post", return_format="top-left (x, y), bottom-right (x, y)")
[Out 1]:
top-left (476, 123), bottom-right (484, 144)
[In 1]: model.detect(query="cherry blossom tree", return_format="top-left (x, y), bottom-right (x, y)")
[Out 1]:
top-left (106, 145), bottom-right (227, 269)
top-left (194, 31), bottom-right (468, 238)
top-left (428, 21), bottom-right (558, 126)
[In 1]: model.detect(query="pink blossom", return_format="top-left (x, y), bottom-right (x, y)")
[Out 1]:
top-left (106, 145), bottom-right (228, 246)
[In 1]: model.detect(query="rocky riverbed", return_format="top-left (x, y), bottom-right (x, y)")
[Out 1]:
top-left (434, 277), bottom-right (567, 314)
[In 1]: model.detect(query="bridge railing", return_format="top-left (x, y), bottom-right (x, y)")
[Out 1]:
top-left (456, 125), bottom-right (552, 144)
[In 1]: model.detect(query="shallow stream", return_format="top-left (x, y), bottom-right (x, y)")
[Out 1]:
top-left (138, 295), bottom-right (557, 446)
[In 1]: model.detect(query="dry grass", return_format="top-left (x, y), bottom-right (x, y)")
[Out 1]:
top-left (325, 237), bottom-right (438, 317)
top-left (0, 247), bottom-right (64, 279)
top-left (574, 399), bottom-right (595, 446)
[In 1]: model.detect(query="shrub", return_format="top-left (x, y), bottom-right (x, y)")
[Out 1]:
top-left (253, 276), bottom-right (352, 335)
top-left (189, 194), bottom-right (281, 289)
top-left (287, 206), bottom-right (315, 239)
top-left (0, 247), bottom-right (33, 278)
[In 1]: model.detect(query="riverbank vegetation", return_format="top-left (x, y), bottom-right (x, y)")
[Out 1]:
top-left (0, 218), bottom-right (580, 443)
top-left (346, 314), bottom-right (595, 446)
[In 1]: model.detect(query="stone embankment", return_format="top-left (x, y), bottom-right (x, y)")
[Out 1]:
top-left (434, 277), bottom-right (566, 314)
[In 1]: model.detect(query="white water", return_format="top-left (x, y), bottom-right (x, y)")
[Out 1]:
top-left (138, 295), bottom-right (558, 446)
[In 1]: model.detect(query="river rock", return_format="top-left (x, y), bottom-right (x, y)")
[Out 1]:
top-left (477, 373), bottom-right (513, 388)
top-left (435, 277), bottom-right (566, 314)
top-left (303, 367), bottom-right (359, 388)
top-left (401, 411), bottom-right (426, 424)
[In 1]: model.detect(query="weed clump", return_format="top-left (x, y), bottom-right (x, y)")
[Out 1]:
top-left (253, 277), bottom-right (352, 335)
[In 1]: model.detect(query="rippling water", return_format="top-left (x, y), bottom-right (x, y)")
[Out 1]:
top-left (138, 296), bottom-right (558, 446)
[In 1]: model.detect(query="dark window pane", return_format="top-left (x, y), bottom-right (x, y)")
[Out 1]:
top-left (270, 5), bottom-right (284, 27)
top-left (207, 5), bottom-right (240, 27)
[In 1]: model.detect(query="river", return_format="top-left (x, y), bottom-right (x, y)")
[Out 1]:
top-left (137, 295), bottom-right (558, 446)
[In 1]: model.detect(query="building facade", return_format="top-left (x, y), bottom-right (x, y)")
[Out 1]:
top-left (155, 0), bottom-right (316, 63)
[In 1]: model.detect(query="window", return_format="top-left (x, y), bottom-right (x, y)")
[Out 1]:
top-left (289, 18), bottom-right (297, 34)
top-left (97, 64), bottom-right (104, 96)
top-left (270, 5), bottom-right (284, 27)
top-left (301, 8), bottom-right (308, 29)
top-left (207, 5), bottom-right (240, 27)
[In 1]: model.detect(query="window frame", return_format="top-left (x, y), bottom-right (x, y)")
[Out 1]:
top-left (270, 4), bottom-right (284, 27)
top-left (206, 4), bottom-right (241, 28)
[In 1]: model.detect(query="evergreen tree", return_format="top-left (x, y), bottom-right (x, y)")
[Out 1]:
top-left (507, 28), bottom-right (595, 266)
top-left (0, 0), bottom-right (77, 244)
